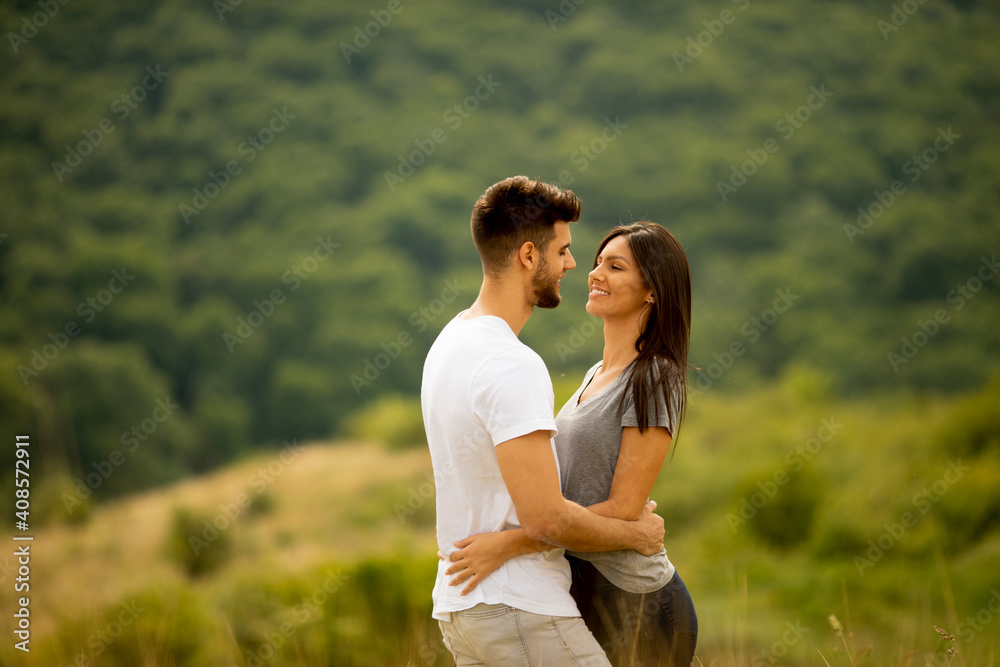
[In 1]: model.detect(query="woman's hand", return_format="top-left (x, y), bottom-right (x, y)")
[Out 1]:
top-left (445, 531), bottom-right (526, 596)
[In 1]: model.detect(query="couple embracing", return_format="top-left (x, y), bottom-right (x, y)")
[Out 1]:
top-left (421, 175), bottom-right (697, 666)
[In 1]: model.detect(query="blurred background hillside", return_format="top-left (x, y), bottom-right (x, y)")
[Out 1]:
top-left (1, 0), bottom-right (998, 665)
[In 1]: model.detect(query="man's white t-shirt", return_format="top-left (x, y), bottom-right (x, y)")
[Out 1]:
top-left (421, 312), bottom-right (579, 621)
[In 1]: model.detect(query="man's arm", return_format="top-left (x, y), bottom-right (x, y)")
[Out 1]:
top-left (444, 426), bottom-right (670, 594)
top-left (443, 500), bottom-right (659, 595)
top-left (495, 430), bottom-right (663, 554)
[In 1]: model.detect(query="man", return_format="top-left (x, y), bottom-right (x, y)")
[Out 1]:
top-left (421, 175), bottom-right (664, 665)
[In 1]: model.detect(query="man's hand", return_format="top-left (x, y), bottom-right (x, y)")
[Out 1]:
top-left (633, 500), bottom-right (665, 556)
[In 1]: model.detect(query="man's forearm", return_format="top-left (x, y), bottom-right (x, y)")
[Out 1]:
top-left (531, 499), bottom-right (641, 552)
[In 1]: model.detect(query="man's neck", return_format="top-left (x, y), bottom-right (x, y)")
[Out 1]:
top-left (463, 277), bottom-right (533, 336)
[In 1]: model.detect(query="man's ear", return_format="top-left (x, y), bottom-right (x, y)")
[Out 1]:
top-left (516, 241), bottom-right (536, 270)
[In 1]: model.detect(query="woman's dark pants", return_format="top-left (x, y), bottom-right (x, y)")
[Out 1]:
top-left (567, 555), bottom-right (698, 666)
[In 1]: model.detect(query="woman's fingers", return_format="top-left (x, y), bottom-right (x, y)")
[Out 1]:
top-left (461, 574), bottom-right (483, 596)
top-left (443, 534), bottom-right (491, 595)
top-left (445, 560), bottom-right (467, 576)
top-left (449, 567), bottom-right (474, 587)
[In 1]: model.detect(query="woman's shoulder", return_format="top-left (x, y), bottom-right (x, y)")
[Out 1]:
top-left (631, 355), bottom-right (681, 385)
top-left (625, 357), bottom-right (686, 409)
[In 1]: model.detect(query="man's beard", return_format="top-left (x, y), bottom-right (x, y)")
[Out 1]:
top-left (531, 256), bottom-right (562, 309)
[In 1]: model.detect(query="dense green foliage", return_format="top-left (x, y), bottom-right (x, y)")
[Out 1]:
top-left (1, 0), bottom-right (998, 506)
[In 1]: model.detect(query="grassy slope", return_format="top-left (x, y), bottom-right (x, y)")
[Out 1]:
top-left (0, 442), bottom-right (435, 638)
top-left (2, 379), bottom-right (999, 665)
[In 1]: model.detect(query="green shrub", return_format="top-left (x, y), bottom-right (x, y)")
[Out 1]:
top-left (741, 468), bottom-right (824, 550)
top-left (934, 455), bottom-right (1000, 553)
top-left (166, 506), bottom-right (234, 578)
top-left (934, 376), bottom-right (1000, 457)
top-left (344, 394), bottom-right (426, 450)
top-left (5, 588), bottom-right (222, 667)
top-left (248, 489), bottom-right (276, 517)
top-left (214, 556), bottom-right (441, 666)
top-left (34, 467), bottom-right (92, 527)
top-left (349, 476), bottom-right (436, 529)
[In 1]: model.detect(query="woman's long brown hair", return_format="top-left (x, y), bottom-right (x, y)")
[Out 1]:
top-left (594, 222), bottom-right (692, 444)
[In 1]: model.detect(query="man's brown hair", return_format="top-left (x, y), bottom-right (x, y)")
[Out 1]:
top-left (470, 176), bottom-right (581, 277)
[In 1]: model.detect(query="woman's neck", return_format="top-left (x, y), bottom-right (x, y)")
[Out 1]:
top-left (600, 314), bottom-right (644, 373)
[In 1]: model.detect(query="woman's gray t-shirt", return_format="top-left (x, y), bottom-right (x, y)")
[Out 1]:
top-left (555, 360), bottom-right (678, 593)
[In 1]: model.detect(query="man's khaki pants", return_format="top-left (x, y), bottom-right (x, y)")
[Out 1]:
top-left (438, 603), bottom-right (611, 666)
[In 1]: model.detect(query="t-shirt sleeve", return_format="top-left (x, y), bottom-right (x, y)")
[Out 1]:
top-left (621, 367), bottom-right (682, 434)
top-left (473, 346), bottom-right (557, 446)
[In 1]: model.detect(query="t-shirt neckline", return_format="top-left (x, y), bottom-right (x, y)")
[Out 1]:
top-left (454, 309), bottom-right (515, 335)
top-left (575, 362), bottom-right (625, 407)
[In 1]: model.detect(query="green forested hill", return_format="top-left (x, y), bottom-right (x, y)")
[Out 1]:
top-left (1, 0), bottom-right (998, 504)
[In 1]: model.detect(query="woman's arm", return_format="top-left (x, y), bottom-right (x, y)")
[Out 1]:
top-left (443, 528), bottom-right (553, 595)
top-left (586, 425), bottom-right (672, 522)
top-left (445, 425), bottom-right (671, 593)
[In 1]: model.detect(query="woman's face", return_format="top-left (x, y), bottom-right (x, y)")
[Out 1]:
top-left (586, 235), bottom-right (653, 321)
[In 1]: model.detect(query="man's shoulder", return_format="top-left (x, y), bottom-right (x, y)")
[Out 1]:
top-left (478, 338), bottom-right (547, 376)
top-left (449, 317), bottom-right (544, 363)
top-left (427, 319), bottom-right (536, 371)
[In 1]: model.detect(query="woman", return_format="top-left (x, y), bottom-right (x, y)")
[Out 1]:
top-left (443, 222), bottom-right (697, 666)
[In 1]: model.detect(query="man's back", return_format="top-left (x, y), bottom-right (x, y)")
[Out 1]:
top-left (421, 312), bottom-right (578, 621)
